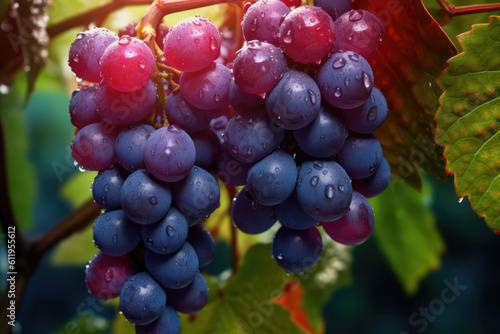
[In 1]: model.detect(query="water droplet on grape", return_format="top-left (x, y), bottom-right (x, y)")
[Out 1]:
top-left (146, 238), bottom-right (153, 246)
top-left (344, 77), bottom-right (350, 86)
top-left (349, 10), bottom-right (363, 22)
top-left (112, 234), bottom-right (118, 243)
top-left (310, 176), bottom-right (319, 186)
top-left (118, 35), bottom-right (131, 45)
top-left (332, 57), bottom-right (346, 69)
top-left (149, 196), bottom-right (158, 205)
top-left (348, 53), bottom-right (359, 62)
top-left (104, 269), bottom-right (113, 282)
top-left (363, 72), bottom-right (372, 89)
top-left (138, 59), bottom-right (145, 69)
top-left (324, 184), bottom-right (335, 199)
top-left (367, 106), bottom-right (378, 121)
top-left (283, 30), bottom-right (293, 44)
top-left (334, 87), bottom-right (342, 98)
top-left (313, 161), bottom-right (324, 170)
top-left (307, 89), bottom-right (317, 104)
top-left (166, 225), bottom-right (175, 237)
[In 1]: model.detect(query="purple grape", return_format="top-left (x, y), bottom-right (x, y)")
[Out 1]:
top-left (276, 192), bottom-right (318, 230)
top-left (340, 87), bottom-right (388, 134)
top-left (119, 272), bottom-right (167, 325)
top-left (165, 92), bottom-right (212, 133)
top-left (334, 9), bottom-right (385, 61)
top-left (233, 41), bottom-right (288, 95)
top-left (69, 86), bottom-right (101, 129)
top-left (179, 63), bottom-right (232, 110)
top-left (163, 15), bottom-right (221, 72)
top-left (144, 125), bottom-right (196, 182)
top-left (272, 226), bottom-right (323, 273)
top-left (322, 191), bottom-right (374, 245)
top-left (229, 79), bottom-right (265, 113)
top-left (266, 70), bottom-right (321, 130)
top-left (336, 133), bottom-right (382, 179)
top-left (352, 157), bottom-right (390, 198)
top-left (141, 207), bottom-right (188, 255)
top-left (166, 272), bottom-right (209, 314)
top-left (190, 129), bottom-right (221, 169)
top-left (85, 252), bottom-right (136, 300)
top-left (232, 189), bottom-right (276, 234)
top-left (293, 105), bottom-right (347, 158)
top-left (173, 166), bottom-right (220, 218)
top-left (145, 243), bottom-right (199, 289)
top-left (121, 169), bottom-right (172, 225)
top-left (100, 35), bottom-right (155, 92)
top-left (317, 51), bottom-right (374, 109)
top-left (92, 165), bottom-right (128, 210)
top-left (187, 225), bottom-right (215, 268)
top-left (313, 0), bottom-right (352, 21)
top-left (93, 209), bottom-right (141, 256)
top-left (135, 306), bottom-right (180, 334)
top-left (296, 160), bottom-right (352, 222)
top-left (71, 122), bottom-right (118, 171)
top-left (242, 0), bottom-right (290, 46)
top-left (224, 107), bottom-right (285, 164)
top-left (68, 28), bottom-right (118, 82)
top-left (214, 149), bottom-right (252, 186)
top-left (246, 149), bottom-right (297, 206)
top-left (115, 124), bottom-right (155, 172)
top-left (96, 80), bottom-right (157, 125)
top-left (279, 6), bottom-right (335, 64)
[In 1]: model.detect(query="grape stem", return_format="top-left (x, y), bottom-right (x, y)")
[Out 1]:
top-left (436, 0), bottom-right (500, 16)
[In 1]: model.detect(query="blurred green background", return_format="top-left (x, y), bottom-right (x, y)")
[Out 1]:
top-left (1, 0), bottom-right (499, 333)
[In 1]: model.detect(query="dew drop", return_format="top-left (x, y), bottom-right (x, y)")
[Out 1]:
top-left (349, 10), bottom-right (363, 22)
top-left (104, 269), bottom-right (113, 282)
top-left (332, 57), bottom-right (346, 69)
top-left (146, 238), bottom-right (153, 246)
top-left (138, 59), bottom-right (145, 69)
top-left (310, 176), bottom-right (319, 186)
top-left (348, 53), bottom-right (359, 62)
top-left (363, 72), bottom-right (372, 89)
top-left (118, 35), bottom-right (131, 45)
top-left (334, 87), bottom-right (342, 98)
top-left (324, 184), bottom-right (335, 199)
top-left (112, 234), bottom-right (118, 243)
top-left (166, 225), bottom-right (175, 237)
top-left (307, 89), bottom-right (317, 104)
top-left (313, 161), bottom-right (324, 170)
top-left (367, 106), bottom-right (378, 122)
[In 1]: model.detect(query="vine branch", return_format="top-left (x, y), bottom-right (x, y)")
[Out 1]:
top-left (436, 0), bottom-right (500, 16)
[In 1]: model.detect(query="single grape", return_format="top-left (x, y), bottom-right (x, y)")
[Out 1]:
top-left (334, 9), bottom-right (385, 61)
top-left (340, 87), bottom-right (388, 134)
top-left (135, 305), bottom-right (180, 334)
top-left (96, 80), bottom-right (157, 125)
top-left (71, 122), bottom-right (118, 171)
top-left (322, 191), bottom-right (374, 245)
top-left (144, 125), bottom-right (196, 182)
top-left (115, 124), bottom-right (155, 172)
top-left (233, 41), bottom-right (288, 95)
top-left (317, 51), bottom-right (374, 109)
top-left (121, 170), bottom-right (172, 225)
top-left (266, 70), bottom-right (321, 130)
top-left (187, 225), bottom-right (215, 268)
top-left (142, 207), bottom-right (189, 255)
top-left (68, 28), bottom-right (118, 82)
top-left (166, 271), bottom-right (209, 314)
top-left (165, 92), bottom-right (212, 133)
top-left (93, 209), bottom-right (141, 256)
top-left (276, 192), bottom-right (318, 230)
top-left (246, 149), bottom-right (297, 206)
top-left (163, 15), bottom-right (221, 72)
top-left (296, 160), bottom-right (352, 221)
top-left (313, 0), bottom-right (352, 21)
top-left (214, 149), bottom-right (252, 186)
top-left (293, 104), bottom-right (347, 158)
top-left (86, 252), bottom-right (136, 300)
top-left (190, 129), bottom-right (221, 169)
top-left (224, 107), bottom-right (285, 164)
top-left (352, 157), bottom-right (390, 198)
top-left (242, 0), bottom-right (290, 47)
top-left (145, 243), bottom-right (199, 289)
top-left (119, 272), bottom-right (166, 325)
top-left (179, 63), bottom-right (232, 110)
top-left (92, 165), bottom-right (128, 210)
top-left (232, 189), bottom-right (276, 234)
top-left (173, 166), bottom-right (220, 218)
top-left (336, 133), bottom-right (382, 179)
top-left (69, 86), bottom-right (101, 129)
top-left (272, 226), bottom-right (323, 273)
top-left (100, 35), bottom-right (155, 92)
top-left (279, 6), bottom-right (335, 64)
top-left (229, 79), bottom-right (265, 113)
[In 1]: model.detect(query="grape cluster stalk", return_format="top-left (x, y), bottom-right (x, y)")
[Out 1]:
top-left (65, 0), bottom-right (391, 332)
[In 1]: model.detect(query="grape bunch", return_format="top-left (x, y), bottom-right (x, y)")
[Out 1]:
top-left (67, 0), bottom-right (391, 332)
top-left (68, 23), bottom-right (220, 333)
top-left (226, 0), bottom-right (390, 273)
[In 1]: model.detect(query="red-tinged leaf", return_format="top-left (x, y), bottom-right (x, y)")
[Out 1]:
top-left (1, 1), bottom-right (50, 98)
top-left (435, 16), bottom-right (500, 233)
top-left (354, 0), bottom-right (457, 190)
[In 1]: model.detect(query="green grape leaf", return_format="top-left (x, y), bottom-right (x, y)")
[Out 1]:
top-left (435, 16), bottom-right (500, 233)
top-left (60, 170), bottom-right (96, 207)
top-left (180, 244), bottom-right (307, 334)
top-left (369, 179), bottom-right (444, 294)
top-left (355, 0), bottom-right (457, 190)
top-left (296, 239), bottom-right (352, 331)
